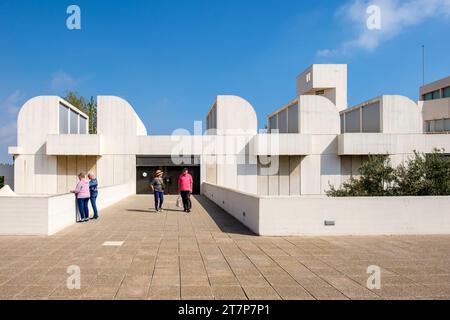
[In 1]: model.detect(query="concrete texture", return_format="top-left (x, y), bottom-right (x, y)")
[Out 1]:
top-left (0, 195), bottom-right (449, 300)
top-left (204, 183), bottom-right (450, 236)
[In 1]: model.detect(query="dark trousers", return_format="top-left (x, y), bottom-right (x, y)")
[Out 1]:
top-left (180, 191), bottom-right (192, 211)
top-left (77, 198), bottom-right (90, 221)
top-left (154, 191), bottom-right (164, 210)
top-left (90, 196), bottom-right (98, 218)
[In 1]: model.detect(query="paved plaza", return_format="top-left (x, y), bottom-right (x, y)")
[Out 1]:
top-left (0, 195), bottom-right (449, 300)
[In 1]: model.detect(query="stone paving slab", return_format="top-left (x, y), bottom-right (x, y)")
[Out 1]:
top-left (0, 195), bottom-right (450, 300)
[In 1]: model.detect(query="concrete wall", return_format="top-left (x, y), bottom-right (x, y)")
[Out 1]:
top-left (0, 164), bottom-right (14, 189)
top-left (203, 183), bottom-right (450, 236)
top-left (202, 183), bottom-right (260, 234)
top-left (296, 64), bottom-right (347, 112)
top-left (0, 183), bottom-right (134, 236)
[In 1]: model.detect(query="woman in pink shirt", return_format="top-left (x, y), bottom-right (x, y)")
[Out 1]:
top-left (71, 173), bottom-right (91, 223)
top-left (178, 168), bottom-right (193, 213)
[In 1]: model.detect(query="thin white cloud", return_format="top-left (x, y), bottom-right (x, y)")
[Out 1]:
top-left (0, 90), bottom-right (25, 117)
top-left (50, 71), bottom-right (78, 91)
top-left (318, 0), bottom-right (450, 57)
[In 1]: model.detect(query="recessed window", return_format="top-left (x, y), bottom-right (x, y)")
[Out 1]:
top-left (278, 109), bottom-right (288, 134)
top-left (426, 118), bottom-right (450, 133)
top-left (59, 104), bottom-right (69, 134)
top-left (345, 109), bottom-right (361, 133)
top-left (316, 90), bottom-right (325, 95)
top-left (306, 72), bottom-right (311, 83)
top-left (79, 116), bottom-right (87, 134)
top-left (288, 104), bottom-right (299, 133)
top-left (443, 87), bottom-right (450, 98)
top-left (269, 115), bottom-right (278, 132)
top-left (362, 102), bottom-right (381, 133)
top-left (70, 110), bottom-right (79, 134)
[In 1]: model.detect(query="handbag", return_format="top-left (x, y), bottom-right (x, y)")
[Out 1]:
top-left (176, 196), bottom-right (183, 208)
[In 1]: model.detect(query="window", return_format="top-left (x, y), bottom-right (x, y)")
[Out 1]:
top-left (423, 92), bottom-right (433, 101)
top-left (269, 115), bottom-right (278, 132)
top-left (432, 90), bottom-right (441, 100)
top-left (59, 104), bottom-right (69, 134)
top-left (306, 72), bottom-right (311, 83)
top-left (70, 110), bottom-right (79, 134)
top-left (435, 119), bottom-right (444, 132)
top-left (340, 114), bottom-right (345, 134)
top-left (0, 176), bottom-right (4, 188)
top-left (426, 118), bottom-right (450, 133)
top-left (362, 102), bottom-right (381, 133)
top-left (443, 87), bottom-right (450, 98)
top-left (316, 90), bottom-right (325, 95)
top-left (345, 109), bottom-right (361, 133)
top-left (278, 109), bottom-right (288, 133)
top-left (79, 116), bottom-right (87, 134)
top-left (445, 119), bottom-right (450, 131)
top-left (288, 104), bottom-right (299, 133)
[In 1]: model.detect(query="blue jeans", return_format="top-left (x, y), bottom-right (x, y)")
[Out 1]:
top-left (77, 198), bottom-right (90, 221)
top-left (90, 196), bottom-right (98, 219)
top-left (154, 191), bottom-right (164, 211)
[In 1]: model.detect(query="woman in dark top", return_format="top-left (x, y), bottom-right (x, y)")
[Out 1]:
top-left (88, 173), bottom-right (99, 220)
top-left (151, 170), bottom-right (165, 213)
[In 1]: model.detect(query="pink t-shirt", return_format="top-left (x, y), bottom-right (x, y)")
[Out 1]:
top-left (178, 173), bottom-right (193, 192)
top-left (73, 179), bottom-right (90, 199)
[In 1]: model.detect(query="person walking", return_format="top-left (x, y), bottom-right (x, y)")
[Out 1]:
top-left (151, 170), bottom-right (165, 213)
top-left (178, 168), bottom-right (193, 213)
top-left (71, 173), bottom-right (90, 223)
top-left (88, 173), bottom-right (99, 220)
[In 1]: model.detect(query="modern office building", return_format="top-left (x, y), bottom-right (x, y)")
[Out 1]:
top-left (7, 64), bottom-right (450, 198)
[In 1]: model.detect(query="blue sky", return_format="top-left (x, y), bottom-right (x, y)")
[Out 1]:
top-left (1, 0), bottom-right (450, 163)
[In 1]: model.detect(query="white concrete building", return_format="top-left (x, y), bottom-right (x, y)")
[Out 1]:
top-left (2, 64), bottom-right (450, 236)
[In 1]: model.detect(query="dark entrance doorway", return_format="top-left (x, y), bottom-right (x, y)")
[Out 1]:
top-left (136, 156), bottom-right (201, 195)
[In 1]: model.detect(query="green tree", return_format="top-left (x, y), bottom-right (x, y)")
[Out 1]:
top-left (328, 150), bottom-right (450, 197)
top-left (65, 91), bottom-right (87, 114)
top-left (395, 149), bottom-right (450, 196)
top-left (87, 96), bottom-right (97, 134)
top-left (327, 155), bottom-right (397, 197)
top-left (65, 92), bottom-right (97, 134)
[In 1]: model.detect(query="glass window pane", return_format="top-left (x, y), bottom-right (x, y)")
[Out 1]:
top-left (424, 92), bottom-right (433, 101)
top-left (70, 110), bottom-right (78, 134)
top-left (345, 109), bottom-right (361, 133)
top-left (80, 117), bottom-right (87, 134)
top-left (429, 120), bottom-right (436, 132)
top-left (362, 102), bottom-right (381, 133)
top-left (269, 115), bottom-right (278, 132)
top-left (59, 104), bottom-right (69, 134)
top-left (278, 109), bottom-right (288, 133)
top-left (287, 104), bottom-right (299, 133)
top-left (432, 90), bottom-right (441, 100)
top-left (445, 119), bottom-right (450, 131)
top-left (443, 87), bottom-right (450, 98)
top-left (435, 119), bottom-right (444, 132)
top-left (340, 114), bottom-right (345, 133)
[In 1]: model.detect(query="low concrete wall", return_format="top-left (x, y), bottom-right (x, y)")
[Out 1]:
top-left (0, 183), bottom-right (134, 236)
top-left (203, 183), bottom-right (450, 236)
top-left (202, 183), bottom-right (260, 234)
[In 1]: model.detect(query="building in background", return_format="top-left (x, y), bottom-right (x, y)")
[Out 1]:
top-left (419, 76), bottom-right (450, 133)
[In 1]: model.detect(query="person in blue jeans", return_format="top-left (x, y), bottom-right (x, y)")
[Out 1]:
top-left (150, 170), bottom-right (165, 213)
top-left (71, 173), bottom-right (90, 223)
top-left (88, 173), bottom-right (99, 220)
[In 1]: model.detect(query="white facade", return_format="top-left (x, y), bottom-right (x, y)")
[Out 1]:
top-left (2, 63), bottom-right (450, 236)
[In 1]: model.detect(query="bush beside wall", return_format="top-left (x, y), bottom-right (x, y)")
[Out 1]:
top-left (328, 149), bottom-right (450, 197)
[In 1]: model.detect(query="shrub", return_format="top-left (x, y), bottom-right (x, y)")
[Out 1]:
top-left (327, 150), bottom-right (450, 197)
